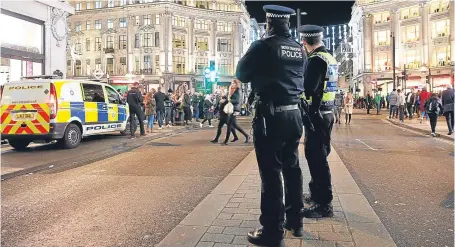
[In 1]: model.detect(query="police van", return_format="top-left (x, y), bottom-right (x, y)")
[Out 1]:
top-left (0, 76), bottom-right (131, 150)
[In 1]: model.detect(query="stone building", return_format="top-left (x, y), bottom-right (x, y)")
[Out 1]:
top-left (349, 0), bottom-right (454, 96)
top-left (67, 0), bottom-right (251, 93)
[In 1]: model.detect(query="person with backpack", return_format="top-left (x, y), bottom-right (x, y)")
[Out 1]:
top-left (424, 93), bottom-right (444, 137)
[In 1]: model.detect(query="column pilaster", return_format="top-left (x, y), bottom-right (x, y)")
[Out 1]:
top-left (233, 21), bottom-right (241, 72)
top-left (166, 13), bottom-right (173, 72)
top-left (421, 4), bottom-right (429, 66)
top-left (127, 15), bottom-right (135, 73)
top-left (209, 20), bottom-right (217, 62)
top-left (449, 0), bottom-right (455, 65)
top-left (188, 17), bottom-right (195, 73)
top-left (392, 9), bottom-right (401, 68)
top-left (362, 15), bottom-right (372, 71)
top-left (159, 13), bottom-right (166, 73)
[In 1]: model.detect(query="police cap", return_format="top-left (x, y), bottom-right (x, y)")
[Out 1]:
top-left (263, 5), bottom-right (295, 19)
top-left (298, 25), bottom-right (324, 38)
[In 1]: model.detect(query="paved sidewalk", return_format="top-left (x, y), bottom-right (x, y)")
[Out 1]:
top-left (157, 147), bottom-right (397, 247)
top-left (385, 116), bottom-right (454, 141)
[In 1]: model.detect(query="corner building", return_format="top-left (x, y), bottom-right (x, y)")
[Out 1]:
top-left (67, 0), bottom-right (251, 93)
top-left (350, 0), bottom-right (454, 96)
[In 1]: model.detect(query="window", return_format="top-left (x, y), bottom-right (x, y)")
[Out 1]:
top-left (430, 0), bottom-right (450, 13)
top-left (172, 16), bottom-right (186, 27)
top-left (106, 86), bottom-right (121, 104)
top-left (195, 57), bottom-right (208, 74)
top-left (86, 21), bottom-right (91, 30)
top-left (173, 56), bottom-right (186, 74)
top-left (86, 59), bottom-right (91, 75)
top-left (135, 34), bottom-right (140, 48)
top-left (95, 20), bottom-right (101, 29)
top-left (107, 19), bottom-right (114, 29)
top-left (86, 2), bottom-right (92, 9)
top-left (119, 17), bottom-right (127, 28)
top-left (108, 0), bottom-right (114, 7)
top-left (374, 30), bottom-right (390, 46)
top-left (400, 6), bottom-right (420, 19)
top-left (119, 35), bottom-right (127, 49)
top-left (75, 3), bottom-right (81, 10)
top-left (403, 49), bottom-right (420, 68)
top-left (95, 58), bottom-right (102, 70)
top-left (195, 19), bottom-right (209, 30)
top-left (432, 19), bottom-right (450, 38)
top-left (76, 23), bottom-right (81, 32)
top-left (402, 25), bottom-right (420, 43)
top-left (217, 22), bottom-right (232, 32)
top-left (75, 60), bottom-right (82, 76)
top-left (195, 36), bottom-right (209, 51)
top-left (217, 3), bottom-right (231, 11)
top-left (373, 11), bottom-right (391, 24)
top-left (75, 39), bottom-right (82, 53)
top-left (155, 32), bottom-right (160, 47)
top-left (196, 1), bottom-right (209, 9)
top-left (95, 0), bottom-right (102, 9)
top-left (67, 60), bottom-right (72, 76)
top-left (175, 0), bottom-right (188, 5)
top-left (217, 38), bottom-right (231, 52)
top-left (143, 33), bottom-right (152, 47)
top-left (135, 16), bottom-right (140, 26)
top-left (107, 58), bottom-right (114, 75)
top-left (95, 37), bottom-right (102, 51)
top-left (120, 0), bottom-right (127, 6)
top-left (82, 84), bottom-right (105, 103)
top-left (173, 34), bottom-right (186, 48)
top-left (118, 57), bottom-right (127, 77)
top-left (135, 56), bottom-right (140, 72)
top-left (374, 52), bottom-right (391, 71)
top-left (143, 14), bottom-right (151, 25)
top-left (218, 59), bottom-right (232, 76)
top-left (155, 55), bottom-right (160, 71)
top-left (155, 15), bottom-right (160, 25)
top-left (106, 36), bottom-right (114, 49)
top-left (144, 55), bottom-right (151, 73)
top-left (86, 38), bottom-right (90, 51)
top-left (432, 45), bottom-right (451, 66)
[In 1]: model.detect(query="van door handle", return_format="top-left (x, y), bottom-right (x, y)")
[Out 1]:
top-left (102, 105), bottom-right (107, 109)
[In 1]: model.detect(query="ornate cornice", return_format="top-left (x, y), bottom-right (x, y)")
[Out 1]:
top-left (138, 24), bottom-right (156, 32)
top-left (103, 28), bottom-right (118, 35)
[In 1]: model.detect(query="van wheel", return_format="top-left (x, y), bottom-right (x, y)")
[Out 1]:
top-left (59, 123), bottom-right (81, 149)
top-left (8, 140), bottom-right (31, 150)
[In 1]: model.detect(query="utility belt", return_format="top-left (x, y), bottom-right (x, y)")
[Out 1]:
top-left (253, 100), bottom-right (300, 137)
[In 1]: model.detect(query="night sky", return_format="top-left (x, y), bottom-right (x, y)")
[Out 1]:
top-left (245, 1), bottom-right (355, 28)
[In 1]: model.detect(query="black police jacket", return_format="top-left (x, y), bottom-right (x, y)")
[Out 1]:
top-left (127, 87), bottom-right (143, 108)
top-left (235, 33), bottom-right (306, 105)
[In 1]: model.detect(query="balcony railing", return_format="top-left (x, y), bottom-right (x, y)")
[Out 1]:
top-left (104, 48), bottom-right (115, 53)
top-left (141, 69), bottom-right (154, 75)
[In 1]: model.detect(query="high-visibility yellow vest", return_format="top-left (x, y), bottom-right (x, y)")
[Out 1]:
top-left (301, 51), bottom-right (338, 108)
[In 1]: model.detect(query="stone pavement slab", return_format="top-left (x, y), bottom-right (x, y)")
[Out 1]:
top-left (157, 147), bottom-right (397, 247)
top-left (385, 117), bottom-right (454, 140)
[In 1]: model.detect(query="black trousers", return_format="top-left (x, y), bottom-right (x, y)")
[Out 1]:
top-left (129, 105), bottom-right (145, 136)
top-left (183, 106), bottom-right (192, 121)
top-left (305, 112), bottom-right (334, 206)
top-left (253, 109), bottom-right (304, 238)
top-left (429, 113), bottom-right (438, 133)
top-left (407, 104), bottom-right (414, 119)
top-left (227, 114), bottom-right (248, 141)
top-left (444, 111), bottom-right (454, 132)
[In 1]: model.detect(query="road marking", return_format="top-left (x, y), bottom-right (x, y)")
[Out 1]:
top-left (356, 139), bottom-right (377, 151)
top-left (436, 146), bottom-right (446, 151)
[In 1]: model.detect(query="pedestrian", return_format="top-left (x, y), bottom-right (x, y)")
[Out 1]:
top-left (406, 89), bottom-right (416, 120)
top-left (344, 92), bottom-right (353, 124)
top-left (366, 91), bottom-right (372, 114)
top-left (386, 93), bottom-right (390, 109)
top-left (227, 79), bottom-right (250, 143)
top-left (334, 91), bottom-right (343, 124)
top-left (424, 93), bottom-right (443, 137)
top-left (200, 94), bottom-right (214, 128)
top-left (183, 89), bottom-right (192, 125)
top-left (419, 88), bottom-right (430, 123)
top-left (153, 87), bottom-right (167, 130)
top-left (397, 89), bottom-right (406, 122)
top-left (164, 89), bottom-right (174, 127)
top-left (211, 95), bottom-right (237, 144)
top-left (236, 5), bottom-right (306, 246)
top-left (389, 88), bottom-right (398, 119)
top-left (192, 92), bottom-right (200, 122)
top-left (126, 82), bottom-right (146, 139)
top-left (145, 90), bottom-right (156, 133)
top-left (374, 92), bottom-right (381, 115)
top-left (442, 84), bottom-right (454, 135)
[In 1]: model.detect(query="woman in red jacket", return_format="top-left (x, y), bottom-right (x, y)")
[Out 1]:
top-left (419, 88), bottom-right (431, 123)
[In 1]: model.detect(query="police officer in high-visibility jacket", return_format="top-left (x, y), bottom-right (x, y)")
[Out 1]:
top-left (298, 25), bottom-right (338, 218)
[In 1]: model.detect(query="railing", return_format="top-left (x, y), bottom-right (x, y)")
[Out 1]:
top-left (142, 69), bottom-right (154, 75)
top-left (104, 48), bottom-right (115, 53)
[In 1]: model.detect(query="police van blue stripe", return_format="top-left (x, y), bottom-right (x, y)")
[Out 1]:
top-left (70, 102), bottom-right (85, 123)
top-left (97, 102), bottom-right (108, 122)
top-left (118, 106), bottom-right (126, 122)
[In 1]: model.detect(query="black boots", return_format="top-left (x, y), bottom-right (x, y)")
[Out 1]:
top-left (247, 229), bottom-right (285, 247)
top-left (301, 204), bottom-right (334, 218)
top-left (283, 221), bottom-right (304, 237)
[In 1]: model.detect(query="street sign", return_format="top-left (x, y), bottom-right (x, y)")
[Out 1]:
top-left (93, 69), bottom-right (104, 80)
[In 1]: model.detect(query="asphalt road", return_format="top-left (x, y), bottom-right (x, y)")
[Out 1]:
top-left (332, 113), bottom-right (454, 247)
top-left (1, 119), bottom-right (254, 247)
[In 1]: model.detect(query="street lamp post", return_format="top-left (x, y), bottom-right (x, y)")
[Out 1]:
top-left (106, 74), bottom-right (110, 84)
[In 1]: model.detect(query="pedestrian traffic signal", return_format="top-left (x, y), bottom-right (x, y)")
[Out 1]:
top-left (209, 60), bottom-right (215, 71)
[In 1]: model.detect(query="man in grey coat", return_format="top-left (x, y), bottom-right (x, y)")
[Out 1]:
top-left (442, 85), bottom-right (454, 135)
top-left (389, 88), bottom-right (399, 119)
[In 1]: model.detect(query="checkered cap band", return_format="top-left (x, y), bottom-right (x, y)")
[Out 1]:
top-left (266, 12), bottom-right (291, 18)
top-left (302, 32), bottom-right (323, 38)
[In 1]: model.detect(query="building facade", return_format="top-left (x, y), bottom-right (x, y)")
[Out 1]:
top-left (67, 0), bottom-right (251, 93)
top-left (350, 0), bottom-right (454, 96)
top-left (1, 0), bottom-right (74, 84)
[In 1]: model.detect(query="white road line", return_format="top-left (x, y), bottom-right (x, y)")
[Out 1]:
top-left (356, 139), bottom-right (377, 151)
top-left (436, 146), bottom-right (446, 151)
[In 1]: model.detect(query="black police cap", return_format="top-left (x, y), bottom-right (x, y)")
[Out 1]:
top-left (263, 5), bottom-right (295, 19)
top-left (298, 25), bottom-right (325, 38)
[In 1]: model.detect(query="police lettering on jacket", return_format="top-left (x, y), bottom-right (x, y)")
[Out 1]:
top-left (280, 45), bottom-right (303, 60)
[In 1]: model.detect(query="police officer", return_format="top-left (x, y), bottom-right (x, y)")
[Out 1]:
top-left (236, 5), bottom-right (306, 247)
top-left (298, 25), bottom-right (338, 218)
top-left (127, 82), bottom-right (146, 139)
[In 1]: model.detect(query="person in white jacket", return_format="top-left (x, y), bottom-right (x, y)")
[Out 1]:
top-left (397, 89), bottom-right (406, 122)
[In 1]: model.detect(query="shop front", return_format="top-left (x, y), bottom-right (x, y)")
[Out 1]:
top-left (430, 67), bottom-right (454, 93)
top-left (0, 1), bottom-right (74, 84)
